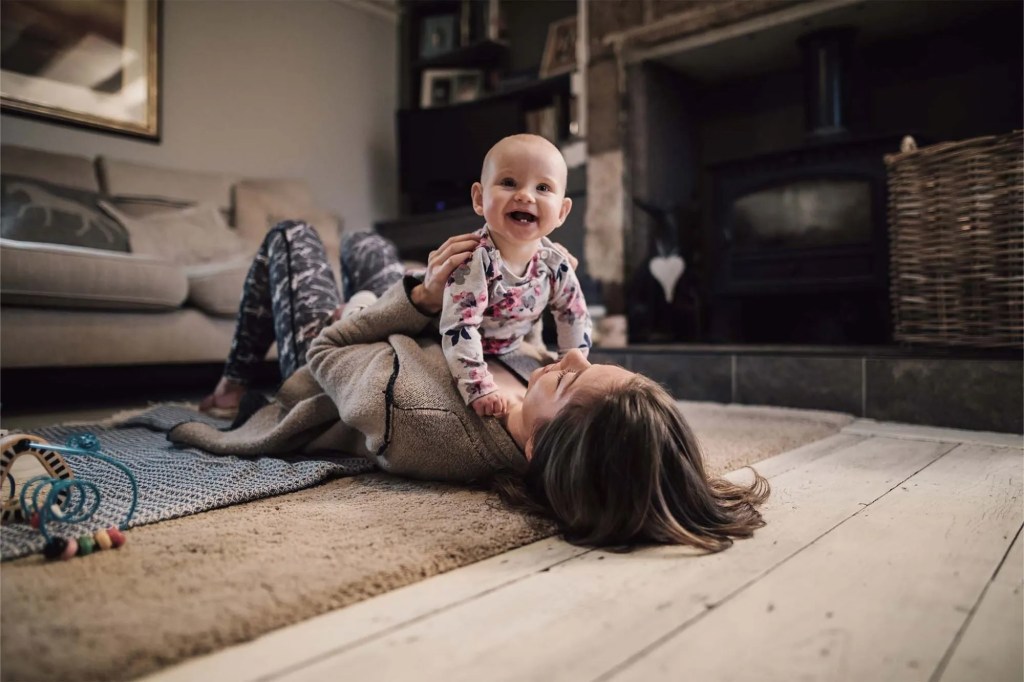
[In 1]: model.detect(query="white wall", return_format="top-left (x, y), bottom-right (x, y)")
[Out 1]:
top-left (0, 0), bottom-right (398, 230)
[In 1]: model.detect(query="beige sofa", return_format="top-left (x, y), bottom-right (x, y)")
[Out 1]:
top-left (0, 145), bottom-right (342, 369)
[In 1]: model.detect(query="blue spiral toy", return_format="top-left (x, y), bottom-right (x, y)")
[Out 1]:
top-left (17, 433), bottom-right (138, 560)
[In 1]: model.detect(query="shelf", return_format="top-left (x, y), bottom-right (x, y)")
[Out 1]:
top-left (405, 72), bottom-right (570, 113)
top-left (414, 39), bottom-right (508, 70)
top-left (492, 72), bottom-right (570, 99)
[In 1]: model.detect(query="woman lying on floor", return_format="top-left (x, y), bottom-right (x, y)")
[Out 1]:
top-left (180, 222), bottom-right (769, 551)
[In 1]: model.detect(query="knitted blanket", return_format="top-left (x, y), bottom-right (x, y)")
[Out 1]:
top-left (0, 405), bottom-right (374, 560)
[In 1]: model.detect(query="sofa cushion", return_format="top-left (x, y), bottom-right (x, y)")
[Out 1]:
top-left (0, 307), bottom-right (239, 368)
top-left (97, 156), bottom-right (237, 217)
top-left (234, 179), bottom-right (342, 282)
top-left (0, 145), bottom-right (99, 192)
top-left (184, 257), bottom-right (250, 317)
top-left (233, 179), bottom-right (315, 242)
top-left (99, 200), bottom-right (248, 265)
top-left (102, 195), bottom-right (194, 219)
top-left (1, 175), bottom-right (131, 252)
top-left (0, 238), bottom-right (187, 311)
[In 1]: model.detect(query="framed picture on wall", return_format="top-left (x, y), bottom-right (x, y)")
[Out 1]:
top-left (540, 15), bottom-right (577, 79)
top-left (0, 0), bottom-right (162, 140)
top-left (420, 13), bottom-right (458, 59)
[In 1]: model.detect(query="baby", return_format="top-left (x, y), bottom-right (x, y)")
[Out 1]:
top-left (440, 134), bottom-right (592, 417)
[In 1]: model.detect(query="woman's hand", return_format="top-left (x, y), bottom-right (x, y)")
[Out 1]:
top-left (551, 242), bottom-right (579, 271)
top-left (411, 233), bottom-right (480, 314)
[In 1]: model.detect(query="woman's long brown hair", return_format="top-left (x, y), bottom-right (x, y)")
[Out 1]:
top-left (494, 377), bottom-right (770, 552)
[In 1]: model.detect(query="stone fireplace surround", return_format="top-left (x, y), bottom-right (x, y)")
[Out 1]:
top-left (572, 0), bottom-right (1021, 432)
top-left (581, 0), bottom-right (1022, 345)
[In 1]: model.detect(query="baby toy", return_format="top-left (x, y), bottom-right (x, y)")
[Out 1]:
top-left (1, 430), bottom-right (137, 560)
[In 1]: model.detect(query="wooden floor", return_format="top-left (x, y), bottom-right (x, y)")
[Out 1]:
top-left (145, 420), bottom-right (1023, 682)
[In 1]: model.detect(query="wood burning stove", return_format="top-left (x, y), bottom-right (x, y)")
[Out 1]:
top-left (707, 29), bottom-right (903, 344)
top-left (711, 136), bottom-right (892, 296)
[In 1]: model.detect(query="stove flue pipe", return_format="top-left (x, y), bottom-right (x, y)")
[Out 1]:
top-left (799, 27), bottom-right (858, 138)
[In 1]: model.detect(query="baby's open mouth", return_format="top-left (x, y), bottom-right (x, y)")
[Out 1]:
top-left (509, 211), bottom-right (537, 224)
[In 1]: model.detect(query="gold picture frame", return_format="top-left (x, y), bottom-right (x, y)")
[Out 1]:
top-left (1, 0), bottom-right (161, 140)
top-left (539, 15), bottom-right (577, 79)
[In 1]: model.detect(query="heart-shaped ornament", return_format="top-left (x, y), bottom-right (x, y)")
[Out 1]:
top-left (649, 254), bottom-right (685, 304)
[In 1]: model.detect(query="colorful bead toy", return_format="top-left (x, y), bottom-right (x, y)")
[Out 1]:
top-left (2, 432), bottom-right (138, 561)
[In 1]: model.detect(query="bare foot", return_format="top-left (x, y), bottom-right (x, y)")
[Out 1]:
top-left (199, 376), bottom-right (246, 415)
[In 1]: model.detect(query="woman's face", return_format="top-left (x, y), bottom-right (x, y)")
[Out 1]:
top-left (520, 349), bottom-right (635, 445)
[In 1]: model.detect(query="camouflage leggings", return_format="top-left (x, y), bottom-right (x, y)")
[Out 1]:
top-left (223, 221), bottom-right (404, 384)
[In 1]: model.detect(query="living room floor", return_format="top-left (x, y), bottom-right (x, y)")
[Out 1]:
top-left (140, 418), bottom-right (1023, 682)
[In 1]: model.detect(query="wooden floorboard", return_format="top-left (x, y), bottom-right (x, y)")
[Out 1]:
top-left (843, 420), bottom-right (1023, 449)
top-left (272, 436), bottom-right (954, 682)
top-left (938, 529), bottom-right (1024, 682)
top-left (610, 443), bottom-right (1023, 682)
top-left (737, 433), bottom-right (867, 479)
top-left (144, 537), bottom-right (588, 682)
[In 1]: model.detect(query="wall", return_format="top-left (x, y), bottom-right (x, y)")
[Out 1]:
top-left (1, 0), bottom-right (398, 231)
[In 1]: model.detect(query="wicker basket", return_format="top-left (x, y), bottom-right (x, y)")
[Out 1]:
top-left (885, 130), bottom-right (1023, 348)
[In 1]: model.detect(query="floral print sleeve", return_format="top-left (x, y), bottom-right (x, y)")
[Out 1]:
top-left (548, 256), bottom-right (593, 358)
top-left (440, 246), bottom-right (499, 405)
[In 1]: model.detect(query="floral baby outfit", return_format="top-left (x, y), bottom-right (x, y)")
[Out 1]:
top-left (440, 226), bottom-right (592, 405)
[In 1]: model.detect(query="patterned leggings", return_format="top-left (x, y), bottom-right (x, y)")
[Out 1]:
top-left (223, 221), bottom-right (404, 384)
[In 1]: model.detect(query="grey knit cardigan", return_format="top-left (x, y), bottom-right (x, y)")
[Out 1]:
top-left (168, 279), bottom-right (533, 482)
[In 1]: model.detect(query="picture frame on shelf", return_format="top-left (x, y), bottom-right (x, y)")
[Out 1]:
top-left (539, 15), bottom-right (577, 79)
top-left (459, 0), bottom-right (503, 46)
top-left (0, 0), bottom-right (161, 140)
top-left (420, 13), bottom-right (458, 59)
top-left (421, 69), bottom-right (483, 108)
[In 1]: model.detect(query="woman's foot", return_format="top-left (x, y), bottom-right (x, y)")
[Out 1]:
top-left (199, 376), bottom-right (247, 418)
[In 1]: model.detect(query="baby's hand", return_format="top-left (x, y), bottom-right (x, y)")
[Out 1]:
top-left (472, 392), bottom-right (509, 418)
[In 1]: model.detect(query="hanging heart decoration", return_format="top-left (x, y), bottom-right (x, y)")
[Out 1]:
top-left (649, 254), bottom-right (685, 304)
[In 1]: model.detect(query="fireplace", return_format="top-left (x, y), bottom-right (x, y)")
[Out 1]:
top-left (618, 1), bottom-right (1022, 346)
top-left (708, 133), bottom-right (898, 344)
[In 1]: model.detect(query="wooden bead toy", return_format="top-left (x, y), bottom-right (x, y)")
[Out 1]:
top-left (43, 538), bottom-right (67, 560)
top-left (77, 535), bottom-right (96, 556)
top-left (94, 529), bottom-right (112, 551)
top-left (107, 526), bottom-right (127, 548)
top-left (61, 538), bottom-right (79, 561)
top-left (2, 432), bottom-right (136, 561)
top-left (1, 433), bottom-right (74, 522)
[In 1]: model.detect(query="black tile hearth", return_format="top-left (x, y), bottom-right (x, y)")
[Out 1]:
top-left (865, 359), bottom-right (1024, 434)
top-left (584, 345), bottom-right (1021, 432)
top-left (630, 352), bottom-right (732, 403)
top-left (735, 356), bottom-right (862, 415)
top-left (588, 350), bottom-right (631, 370)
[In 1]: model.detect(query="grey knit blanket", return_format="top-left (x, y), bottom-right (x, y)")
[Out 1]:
top-left (1, 405), bottom-right (375, 560)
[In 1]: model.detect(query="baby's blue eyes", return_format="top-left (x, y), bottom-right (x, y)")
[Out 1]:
top-left (497, 178), bottom-right (552, 193)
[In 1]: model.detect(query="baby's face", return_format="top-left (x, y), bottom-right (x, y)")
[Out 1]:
top-left (472, 136), bottom-right (572, 248)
